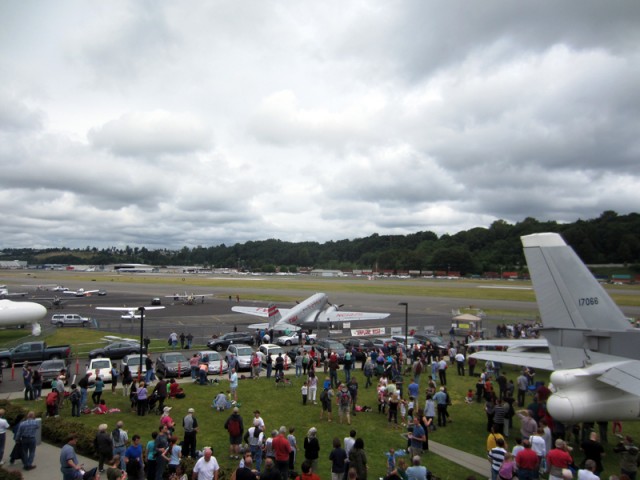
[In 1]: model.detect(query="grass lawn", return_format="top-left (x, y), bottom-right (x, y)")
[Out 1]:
top-left (10, 358), bottom-right (640, 480)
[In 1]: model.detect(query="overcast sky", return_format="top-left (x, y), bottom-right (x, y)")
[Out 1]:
top-left (1, 1), bottom-right (639, 250)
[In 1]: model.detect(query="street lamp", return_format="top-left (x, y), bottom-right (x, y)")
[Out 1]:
top-left (137, 306), bottom-right (145, 381)
top-left (398, 302), bottom-right (408, 361)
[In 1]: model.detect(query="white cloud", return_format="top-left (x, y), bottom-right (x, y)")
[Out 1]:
top-left (0, 1), bottom-right (638, 249)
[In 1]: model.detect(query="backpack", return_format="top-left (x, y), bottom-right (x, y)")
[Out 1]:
top-left (227, 417), bottom-right (242, 437)
top-left (320, 389), bottom-right (328, 403)
top-left (340, 392), bottom-right (350, 407)
top-left (46, 392), bottom-right (57, 406)
top-left (112, 428), bottom-right (122, 445)
top-left (70, 390), bottom-right (80, 404)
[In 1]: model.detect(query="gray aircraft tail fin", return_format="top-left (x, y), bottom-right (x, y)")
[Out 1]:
top-left (523, 232), bottom-right (630, 332)
top-left (523, 233), bottom-right (632, 369)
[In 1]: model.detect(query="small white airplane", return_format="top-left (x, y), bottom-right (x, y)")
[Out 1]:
top-left (165, 292), bottom-right (214, 305)
top-left (232, 292), bottom-right (390, 331)
top-left (0, 299), bottom-right (47, 335)
top-left (63, 288), bottom-right (101, 297)
top-left (470, 232), bottom-right (640, 422)
top-left (96, 306), bottom-right (165, 321)
top-left (0, 286), bottom-right (28, 298)
top-left (32, 295), bottom-right (80, 309)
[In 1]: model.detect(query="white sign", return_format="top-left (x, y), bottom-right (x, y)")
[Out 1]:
top-left (350, 327), bottom-right (386, 337)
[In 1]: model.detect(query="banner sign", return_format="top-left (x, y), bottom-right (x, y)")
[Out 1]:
top-left (350, 327), bottom-right (386, 337)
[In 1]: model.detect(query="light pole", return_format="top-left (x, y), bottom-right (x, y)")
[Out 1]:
top-left (137, 306), bottom-right (145, 381)
top-left (398, 302), bottom-right (408, 361)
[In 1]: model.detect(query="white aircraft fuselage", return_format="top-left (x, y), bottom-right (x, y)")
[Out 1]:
top-left (0, 299), bottom-right (47, 336)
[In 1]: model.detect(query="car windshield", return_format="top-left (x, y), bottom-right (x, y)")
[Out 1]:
top-left (428, 335), bottom-right (444, 343)
top-left (268, 347), bottom-right (284, 355)
top-left (92, 360), bottom-right (111, 369)
top-left (201, 352), bottom-right (219, 361)
top-left (235, 347), bottom-right (252, 356)
top-left (41, 361), bottom-right (64, 369)
top-left (126, 356), bottom-right (145, 366)
top-left (164, 354), bottom-right (187, 363)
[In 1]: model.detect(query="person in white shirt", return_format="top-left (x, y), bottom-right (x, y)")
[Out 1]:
top-left (192, 447), bottom-right (219, 480)
top-left (577, 459), bottom-right (599, 480)
top-left (530, 427), bottom-right (547, 463)
top-left (0, 409), bottom-right (10, 465)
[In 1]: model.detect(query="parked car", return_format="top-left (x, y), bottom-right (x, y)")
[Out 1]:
top-left (50, 313), bottom-right (91, 327)
top-left (225, 344), bottom-right (253, 370)
top-left (156, 352), bottom-right (190, 378)
top-left (285, 344), bottom-right (318, 363)
top-left (413, 333), bottom-right (448, 354)
top-left (207, 332), bottom-right (255, 351)
top-left (121, 354), bottom-right (148, 376)
top-left (89, 341), bottom-right (145, 360)
top-left (343, 338), bottom-right (375, 361)
top-left (275, 332), bottom-right (317, 346)
top-left (195, 350), bottom-right (228, 374)
top-left (257, 344), bottom-right (290, 368)
top-left (0, 341), bottom-right (72, 368)
top-left (87, 357), bottom-right (114, 383)
top-left (38, 359), bottom-right (69, 386)
top-left (315, 339), bottom-right (347, 360)
top-left (372, 338), bottom-right (398, 352)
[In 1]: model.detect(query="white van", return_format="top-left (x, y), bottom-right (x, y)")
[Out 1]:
top-left (51, 314), bottom-right (91, 327)
top-left (87, 357), bottom-right (114, 383)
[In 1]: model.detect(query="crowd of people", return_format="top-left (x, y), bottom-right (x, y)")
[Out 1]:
top-left (3, 333), bottom-right (638, 480)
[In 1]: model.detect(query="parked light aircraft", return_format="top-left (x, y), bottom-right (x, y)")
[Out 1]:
top-left (165, 292), bottom-right (213, 305)
top-left (232, 292), bottom-right (390, 331)
top-left (63, 288), bottom-right (101, 297)
top-left (0, 299), bottom-right (47, 335)
top-left (32, 295), bottom-right (80, 309)
top-left (96, 306), bottom-right (165, 321)
top-left (469, 232), bottom-right (640, 422)
top-left (0, 286), bottom-right (28, 298)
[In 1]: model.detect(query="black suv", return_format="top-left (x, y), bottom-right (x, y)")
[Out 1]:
top-left (207, 332), bottom-right (255, 351)
top-left (314, 339), bottom-right (347, 361)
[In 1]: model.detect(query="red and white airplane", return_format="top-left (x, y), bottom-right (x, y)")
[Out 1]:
top-left (232, 292), bottom-right (389, 331)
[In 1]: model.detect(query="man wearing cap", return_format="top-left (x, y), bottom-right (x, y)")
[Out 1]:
top-left (224, 407), bottom-right (244, 459)
top-left (273, 426), bottom-right (292, 480)
top-left (183, 408), bottom-right (199, 458)
top-left (192, 447), bottom-right (219, 480)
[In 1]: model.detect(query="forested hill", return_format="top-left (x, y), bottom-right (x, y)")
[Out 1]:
top-left (2, 211), bottom-right (640, 275)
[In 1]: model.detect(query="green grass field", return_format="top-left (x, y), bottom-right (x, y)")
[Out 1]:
top-left (10, 357), bottom-right (640, 480)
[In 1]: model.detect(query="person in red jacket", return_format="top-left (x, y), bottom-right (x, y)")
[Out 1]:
top-left (272, 426), bottom-right (292, 480)
top-left (296, 461), bottom-right (320, 480)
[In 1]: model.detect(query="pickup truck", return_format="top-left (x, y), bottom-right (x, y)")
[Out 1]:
top-left (0, 341), bottom-right (72, 367)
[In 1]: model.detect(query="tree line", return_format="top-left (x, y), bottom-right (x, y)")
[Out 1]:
top-left (2, 211), bottom-right (639, 276)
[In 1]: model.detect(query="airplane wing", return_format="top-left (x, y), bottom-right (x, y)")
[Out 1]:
top-left (597, 360), bottom-right (640, 397)
top-left (468, 339), bottom-right (549, 348)
top-left (470, 350), bottom-right (554, 371)
top-left (232, 306), bottom-right (292, 317)
top-left (96, 306), bottom-right (165, 312)
top-left (323, 311), bottom-right (390, 322)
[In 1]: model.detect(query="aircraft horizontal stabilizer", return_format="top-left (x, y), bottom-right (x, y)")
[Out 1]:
top-left (597, 361), bottom-right (640, 397)
top-left (471, 350), bottom-right (554, 371)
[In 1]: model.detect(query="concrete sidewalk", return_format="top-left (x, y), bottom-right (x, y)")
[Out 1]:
top-left (3, 432), bottom-right (95, 480)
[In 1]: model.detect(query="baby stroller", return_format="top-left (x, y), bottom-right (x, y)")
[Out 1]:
top-left (147, 392), bottom-right (162, 415)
